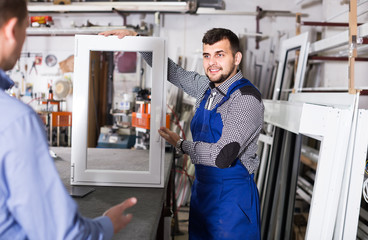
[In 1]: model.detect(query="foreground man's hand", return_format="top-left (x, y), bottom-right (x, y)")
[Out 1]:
top-left (103, 197), bottom-right (137, 234)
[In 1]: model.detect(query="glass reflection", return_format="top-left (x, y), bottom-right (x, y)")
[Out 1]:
top-left (86, 50), bottom-right (152, 171)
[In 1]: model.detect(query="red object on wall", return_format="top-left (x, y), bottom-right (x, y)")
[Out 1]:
top-left (116, 52), bottom-right (137, 73)
top-left (30, 16), bottom-right (53, 25)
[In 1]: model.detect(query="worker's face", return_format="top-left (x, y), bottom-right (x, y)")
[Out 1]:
top-left (202, 39), bottom-right (242, 87)
top-left (2, 15), bottom-right (28, 71)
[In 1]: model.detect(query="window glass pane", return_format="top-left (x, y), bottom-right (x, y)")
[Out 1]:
top-left (85, 50), bottom-right (152, 172)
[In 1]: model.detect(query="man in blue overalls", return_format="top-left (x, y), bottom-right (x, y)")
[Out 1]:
top-left (158, 28), bottom-right (264, 239)
top-left (100, 27), bottom-right (264, 239)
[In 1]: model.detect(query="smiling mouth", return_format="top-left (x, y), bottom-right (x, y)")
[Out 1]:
top-left (209, 68), bottom-right (221, 73)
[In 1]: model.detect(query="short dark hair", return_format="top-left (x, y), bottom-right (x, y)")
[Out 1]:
top-left (0, 0), bottom-right (27, 28)
top-left (202, 28), bottom-right (240, 55)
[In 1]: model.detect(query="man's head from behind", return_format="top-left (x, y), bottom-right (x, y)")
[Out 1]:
top-left (0, 0), bottom-right (28, 71)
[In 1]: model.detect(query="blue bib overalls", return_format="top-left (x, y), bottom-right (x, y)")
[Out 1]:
top-left (189, 79), bottom-right (261, 240)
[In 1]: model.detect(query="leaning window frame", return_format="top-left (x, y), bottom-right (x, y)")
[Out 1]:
top-left (272, 32), bottom-right (309, 100)
top-left (262, 92), bottom-right (368, 239)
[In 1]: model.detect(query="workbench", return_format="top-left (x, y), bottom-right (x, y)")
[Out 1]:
top-left (51, 147), bottom-right (172, 240)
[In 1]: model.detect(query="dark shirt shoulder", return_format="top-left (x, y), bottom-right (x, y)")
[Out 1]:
top-left (239, 85), bottom-right (262, 103)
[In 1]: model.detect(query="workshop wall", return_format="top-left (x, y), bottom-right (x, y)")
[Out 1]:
top-left (10, 0), bottom-right (364, 111)
top-left (161, 0), bottom-right (323, 73)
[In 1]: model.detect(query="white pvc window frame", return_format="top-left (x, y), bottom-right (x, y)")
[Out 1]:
top-left (263, 92), bottom-right (368, 239)
top-left (272, 32), bottom-right (309, 100)
top-left (71, 35), bottom-right (167, 187)
top-left (334, 95), bottom-right (368, 239)
top-left (258, 32), bottom-right (310, 197)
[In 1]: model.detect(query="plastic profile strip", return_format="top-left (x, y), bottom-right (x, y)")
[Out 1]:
top-left (336, 108), bottom-right (368, 239)
top-left (256, 131), bottom-right (275, 217)
top-left (256, 133), bottom-right (273, 195)
top-left (288, 92), bottom-right (356, 109)
top-left (309, 22), bottom-right (368, 55)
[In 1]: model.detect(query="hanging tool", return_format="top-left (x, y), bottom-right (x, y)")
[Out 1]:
top-left (29, 61), bottom-right (38, 75)
top-left (29, 56), bottom-right (42, 75)
top-left (22, 64), bottom-right (27, 94)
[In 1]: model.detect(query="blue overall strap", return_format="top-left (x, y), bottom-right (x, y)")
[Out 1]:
top-left (217, 78), bottom-right (258, 107)
top-left (191, 78), bottom-right (258, 143)
top-left (190, 88), bottom-right (214, 142)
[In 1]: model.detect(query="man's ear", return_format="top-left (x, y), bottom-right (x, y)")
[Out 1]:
top-left (3, 17), bottom-right (18, 43)
top-left (234, 51), bottom-right (242, 66)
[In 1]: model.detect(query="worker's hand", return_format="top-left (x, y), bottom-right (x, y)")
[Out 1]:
top-left (103, 197), bottom-right (137, 234)
top-left (98, 29), bottom-right (138, 39)
top-left (158, 127), bottom-right (181, 146)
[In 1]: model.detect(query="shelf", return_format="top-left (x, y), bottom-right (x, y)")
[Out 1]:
top-left (195, 7), bottom-right (308, 17)
top-left (27, 2), bottom-right (192, 13)
top-left (26, 26), bottom-right (133, 36)
top-left (27, 3), bottom-right (307, 17)
top-left (309, 21), bottom-right (368, 55)
top-left (195, 8), bottom-right (257, 16)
